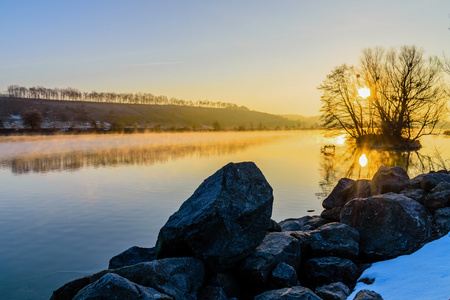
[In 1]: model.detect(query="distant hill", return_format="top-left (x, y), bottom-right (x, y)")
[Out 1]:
top-left (0, 97), bottom-right (316, 130)
top-left (279, 114), bottom-right (321, 128)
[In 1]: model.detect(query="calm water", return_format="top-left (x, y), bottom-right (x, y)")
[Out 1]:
top-left (1, 131), bottom-right (449, 299)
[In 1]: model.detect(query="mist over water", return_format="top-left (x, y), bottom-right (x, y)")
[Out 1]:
top-left (1, 131), bottom-right (450, 300)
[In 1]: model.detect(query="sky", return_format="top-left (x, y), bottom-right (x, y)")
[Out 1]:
top-left (0, 1), bottom-right (449, 116)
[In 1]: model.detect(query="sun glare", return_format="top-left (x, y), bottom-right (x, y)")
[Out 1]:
top-left (359, 153), bottom-right (368, 167)
top-left (358, 87), bottom-right (370, 99)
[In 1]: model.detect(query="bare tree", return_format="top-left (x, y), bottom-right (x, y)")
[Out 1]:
top-left (21, 110), bottom-right (43, 130)
top-left (319, 45), bottom-right (447, 146)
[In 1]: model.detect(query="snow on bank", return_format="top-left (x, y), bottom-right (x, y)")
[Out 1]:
top-left (349, 233), bottom-right (450, 300)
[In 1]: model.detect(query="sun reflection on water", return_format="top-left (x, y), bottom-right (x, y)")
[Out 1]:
top-left (359, 153), bottom-right (368, 167)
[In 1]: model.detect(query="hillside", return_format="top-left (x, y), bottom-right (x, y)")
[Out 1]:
top-left (0, 97), bottom-right (318, 131)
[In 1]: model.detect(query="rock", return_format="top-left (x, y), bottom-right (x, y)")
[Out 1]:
top-left (92, 257), bottom-right (205, 300)
top-left (73, 273), bottom-right (172, 300)
top-left (322, 178), bottom-right (354, 209)
top-left (268, 219), bottom-right (282, 232)
top-left (109, 246), bottom-right (156, 269)
top-left (239, 232), bottom-right (301, 290)
top-left (155, 162), bottom-right (274, 272)
top-left (207, 273), bottom-right (240, 299)
top-left (434, 207), bottom-right (450, 233)
top-left (408, 174), bottom-right (425, 189)
top-left (280, 215), bottom-right (331, 231)
top-left (309, 223), bottom-right (359, 259)
top-left (424, 185), bottom-right (450, 212)
top-left (370, 166), bottom-right (409, 195)
top-left (353, 289), bottom-right (384, 300)
top-left (254, 286), bottom-right (321, 300)
top-left (420, 172), bottom-right (450, 192)
top-left (429, 181), bottom-right (450, 193)
top-left (304, 257), bottom-right (360, 288)
top-left (321, 206), bottom-right (343, 222)
top-left (348, 180), bottom-right (371, 200)
top-left (50, 276), bottom-right (91, 300)
top-left (400, 188), bottom-right (426, 204)
top-left (269, 262), bottom-right (299, 289)
top-left (340, 193), bottom-right (436, 260)
top-left (315, 282), bottom-right (351, 300)
top-left (197, 286), bottom-right (229, 300)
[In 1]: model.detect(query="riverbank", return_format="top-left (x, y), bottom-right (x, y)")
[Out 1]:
top-left (51, 162), bottom-right (450, 299)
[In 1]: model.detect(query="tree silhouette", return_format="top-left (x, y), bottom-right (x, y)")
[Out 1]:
top-left (319, 45), bottom-right (447, 146)
top-left (21, 110), bottom-right (43, 130)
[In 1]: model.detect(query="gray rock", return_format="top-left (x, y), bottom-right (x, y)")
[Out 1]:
top-left (424, 187), bottom-right (450, 212)
top-left (322, 178), bottom-right (354, 209)
top-left (239, 232), bottom-right (301, 289)
top-left (155, 162), bottom-right (274, 272)
top-left (73, 273), bottom-right (172, 300)
top-left (269, 262), bottom-right (300, 289)
top-left (434, 207), bottom-right (450, 233)
top-left (429, 181), bottom-right (450, 193)
top-left (420, 171), bottom-right (450, 192)
top-left (280, 215), bottom-right (330, 231)
top-left (315, 282), bottom-right (351, 300)
top-left (408, 173), bottom-right (425, 189)
top-left (304, 257), bottom-right (360, 288)
top-left (109, 246), bottom-right (156, 269)
top-left (268, 219), bottom-right (282, 232)
top-left (353, 289), bottom-right (384, 300)
top-left (321, 206), bottom-right (343, 222)
top-left (370, 166), bottom-right (409, 195)
top-left (92, 257), bottom-right (205, 300)
top-left (197, 286), bottom-right (229, 300)
top-left (207, 272), bottom-right (240, 299)
top-left (400, 188), bottom-right (426, 204)
top-left (309, 223), bottom-right (359, 259)
top-left (50, 276), bottom-right (91, 300)
top-left (255, 286), bottom-right (321, 300)
top-left (348, 179), bottom-right (371, 200)
top-left (340, 193), bottom-right (436, 260)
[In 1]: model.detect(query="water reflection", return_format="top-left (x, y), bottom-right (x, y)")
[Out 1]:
top-left (0, 134), bottom-right (282, 174)
top-left (318, 138), bottom-right (447, 197)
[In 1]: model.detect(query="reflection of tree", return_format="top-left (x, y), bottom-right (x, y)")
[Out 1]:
top-left (317, 142), bottom-right (445, 199)
top-left (0, 137), bottom-right (278, 174)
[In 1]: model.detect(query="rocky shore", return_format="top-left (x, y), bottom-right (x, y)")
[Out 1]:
top-left (51, 162), bottom-right (450, 300)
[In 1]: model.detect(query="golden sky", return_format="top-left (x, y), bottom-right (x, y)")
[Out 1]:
top-left (0, 1), bottom-right (449, 115)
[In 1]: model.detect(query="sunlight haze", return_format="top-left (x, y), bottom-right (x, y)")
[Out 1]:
top-left (0, 0), bottom-right (448, 115)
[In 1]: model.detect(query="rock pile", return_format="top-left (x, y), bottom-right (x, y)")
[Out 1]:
top-left (51, 163), bottom-right (450, 300)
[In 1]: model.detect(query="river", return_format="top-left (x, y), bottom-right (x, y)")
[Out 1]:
top-left (0, 130), bottom-right (449, 299)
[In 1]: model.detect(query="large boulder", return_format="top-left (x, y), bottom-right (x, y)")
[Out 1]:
top-left (73, 273), bottom-right (172, 300)
top-left (434, 207), bottom-right (450, 234)
top-left (348, 180), bottom-right (371, 200)
top-left (92, 257), bottom-right (205, 300)
top-left (239, 232), bottom-right (302, 290)
top-left (322, 178), bottom-right (354, 209)
top-left (340, 193), bottom-right (436, 260)
top-left (304, 257), bottom-right (360, 288)
top-left (269, 262), bottom-right (300, 289)
top-left (420, 171), bottom-right (450, 192)
top-left (109, 246), bottom-right (156, 269)
top-left (424, 182), bottom-right (450, 212)
top-left (315, 282), bottom-right (351, 300)
top-left (370, 166), bottom-right (409, 195)
top-left (309, 223), bottom-right (359, 259)
top-left (254, 286), bottom-right (321, 300)
top-left (51, 276), bottom-right (92, 300)
top-left (155, 162), bottom-right (274, 272)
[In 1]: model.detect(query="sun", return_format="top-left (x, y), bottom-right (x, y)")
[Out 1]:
top-left (358, 87), bottom-right (370, 99)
